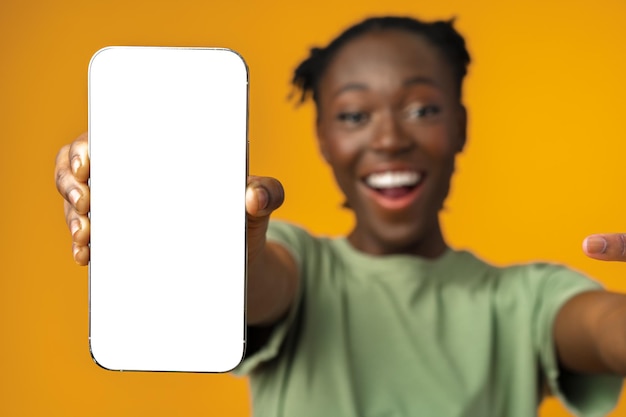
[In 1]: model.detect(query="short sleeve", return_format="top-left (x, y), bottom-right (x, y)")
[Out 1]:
top-left (232, 221), bottom-right (313, 376)
top-left (533, 264), bottom-right (623, 416)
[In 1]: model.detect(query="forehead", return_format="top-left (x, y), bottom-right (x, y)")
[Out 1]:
top-left (319, 29), bottom-right (456, 97)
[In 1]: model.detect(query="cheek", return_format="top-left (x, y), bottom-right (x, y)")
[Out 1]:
top-left (326, 144), bottom-right (361, 197)
top-left (320, 134), bottom-right (368, 202)
top-left (320, 129), bottom-right (366, 170)
top-left (417, 124), bottom-right (459, 162)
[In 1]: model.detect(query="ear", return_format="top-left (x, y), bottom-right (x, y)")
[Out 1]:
top-left (455, 104), bottom-right (468, 153)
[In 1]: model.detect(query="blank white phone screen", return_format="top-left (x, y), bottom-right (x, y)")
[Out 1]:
top-left (88, 47), bottom-right (247, 372)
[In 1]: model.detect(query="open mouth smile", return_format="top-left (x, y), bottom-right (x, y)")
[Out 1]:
top-left (361, 170), bottom-right (425, 210)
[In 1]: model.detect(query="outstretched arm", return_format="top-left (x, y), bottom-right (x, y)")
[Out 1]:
top-left (245, 176), bottom-right (299, 326)
top-left (554, 233), bottom-right (626, 375)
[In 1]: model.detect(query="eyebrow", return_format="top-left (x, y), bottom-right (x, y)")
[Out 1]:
top-left (403, 76), bottom-right (438, 88)
top-left (332, 76), bottom-right (439, 98)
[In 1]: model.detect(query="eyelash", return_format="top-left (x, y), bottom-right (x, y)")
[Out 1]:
top-left (336, 105), bottom-right (440, 126)
top-left (406, 105), bottom-right (441, 119)
top-left (337, 112), bottom-right (369, 125)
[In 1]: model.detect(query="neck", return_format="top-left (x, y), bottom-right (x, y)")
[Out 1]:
top-left (347, 221), bottom-right (448, 258)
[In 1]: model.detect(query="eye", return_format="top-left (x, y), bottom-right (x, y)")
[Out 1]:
top-left (337, 111), bottom-right (370, 126)
top-left (405, 104), bottom-right (441, 120)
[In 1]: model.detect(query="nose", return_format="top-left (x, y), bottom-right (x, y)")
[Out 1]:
top-left (369, 110), bottom-right (414, 155)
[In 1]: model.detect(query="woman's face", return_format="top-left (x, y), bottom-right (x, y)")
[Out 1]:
top-left (316, 29), bottom-right (467, 257)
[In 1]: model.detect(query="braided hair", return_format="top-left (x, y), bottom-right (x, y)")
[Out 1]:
top-left (291, 16), bottom-right (471, 106)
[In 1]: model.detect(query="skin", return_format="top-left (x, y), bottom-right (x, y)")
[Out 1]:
top-left (315, 29), bottom-right (466, 257)
top-left (55, 28), bottom-right (626, 379)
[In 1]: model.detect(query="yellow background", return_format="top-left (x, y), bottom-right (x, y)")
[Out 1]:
top-left (2, 0), bottom-right (626, 415)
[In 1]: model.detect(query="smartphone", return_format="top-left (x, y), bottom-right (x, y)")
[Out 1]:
top-left (88, 47), bottom-right (248, 373)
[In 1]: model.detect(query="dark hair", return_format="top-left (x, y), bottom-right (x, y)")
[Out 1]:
top-left (291, 16), bottom-right (471, 105)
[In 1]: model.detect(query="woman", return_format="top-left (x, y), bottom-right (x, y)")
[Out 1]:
top-left (56, 16), bottom-right (626, 416)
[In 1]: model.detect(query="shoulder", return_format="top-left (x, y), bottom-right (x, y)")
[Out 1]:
top-left (500, 261), bottom-right (602, 295)
top-left (266, 220), bottom-right (328, 250)
top-left (266, 220), bottom-right (317, 245)
top-left (456, 251), bottom-right (600, 286)
top-left (266, 220), bottom-right (338, 267)
top-left (443, 252), bottom-right (603, 305)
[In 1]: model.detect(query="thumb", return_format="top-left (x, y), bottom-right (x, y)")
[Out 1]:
top-left (246, 176), bottom-right (284, 262)
top-left (246, 176), bottom-right (285, 218)
top-left (583, 233), bottom-right (626, 262)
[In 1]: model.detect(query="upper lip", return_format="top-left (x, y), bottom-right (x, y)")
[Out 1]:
top-left (359, 163), bottom-right (425, 181)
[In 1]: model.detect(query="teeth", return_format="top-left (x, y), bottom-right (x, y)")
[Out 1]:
top-left (365, 171), bottom-right (422, 189)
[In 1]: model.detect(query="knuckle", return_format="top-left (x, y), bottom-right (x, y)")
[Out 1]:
top-left (55, 167), bottom-right (66, 183)
top-left (55, 169), bottom-right (70, 194)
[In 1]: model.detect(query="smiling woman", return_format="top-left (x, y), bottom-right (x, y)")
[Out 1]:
top-left (314, 28), bottom-right (466, 257)
top-left (54, 14), bottom-right (626, 417)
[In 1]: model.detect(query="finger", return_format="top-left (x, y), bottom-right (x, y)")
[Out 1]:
top-left (246, 176), bottom-right (284, 218)
top-left (583, 234), bottom-right (626, 262)
top-left (68, 132), bottom-right (90, 182)
top-left (65, 200), bottom-right (91, 247)
top-left (72, 242), bottom-right (90, 266)
top-left (55, 143), bottom-right (71, 192)
top-left (66, 202), bottom-right (90, 266)
top-left (55, 141), bottom-right (90, 215)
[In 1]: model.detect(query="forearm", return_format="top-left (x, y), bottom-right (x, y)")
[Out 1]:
top-left (592, 296), bottom-right (626, 375)
top-left (556, 291), bottom-right (626, 375)
top-left (246, 241), bottom-right (298, 326)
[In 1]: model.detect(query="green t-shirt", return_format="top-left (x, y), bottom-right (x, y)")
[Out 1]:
top-left (235, 221), bottom-right (622, 417)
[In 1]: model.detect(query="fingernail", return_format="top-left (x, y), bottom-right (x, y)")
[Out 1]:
top-left (69, 189), bottom-right (81, 206)
top-left (71, 157), bottom-right (81, 174)
top-left (70, 219), bottom-right (81, 237)
top-left (585, 236), bottom-right (607, 255)
top-left (256, 187), bottom-right (269, 211)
